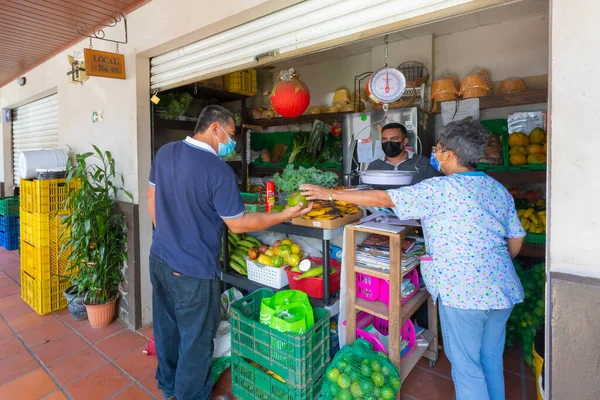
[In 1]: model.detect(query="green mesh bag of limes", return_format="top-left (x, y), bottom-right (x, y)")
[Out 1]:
top-left (320, 339), bottom-right (401, 400)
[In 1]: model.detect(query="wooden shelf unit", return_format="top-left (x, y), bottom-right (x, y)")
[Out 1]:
top-left (433, 88), bottom-right (548, 114)
top-left (345, 224), bottom-right (438, 385)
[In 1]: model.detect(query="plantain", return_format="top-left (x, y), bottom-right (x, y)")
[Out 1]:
top-left (230, 260), bottom-right (247, 275)
top-left (244, 236), bottom-right (262, 247)
top-left (230, 253), bottom-right (247, 267)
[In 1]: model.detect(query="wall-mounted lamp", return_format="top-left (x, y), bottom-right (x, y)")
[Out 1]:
top-left (67, 54), bottom-right (88, 84)
top-left (15, 77), bottom-right (26, 86)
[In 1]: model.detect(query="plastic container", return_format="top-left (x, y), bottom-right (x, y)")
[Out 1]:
top-left (284, 257), bottom-right (341, 299)
top-left (525, 232), bottom-right (546, 245)
top-left (343, 311), bottom-right (417, 360)
top-left (21, 270), bottom-right (70, 315)
top-left (20, 241), bottom-right (73, 282)
top-left (0, 231), bottom-right (19, 251)
top-left (0, 216), bottom-right (19, 235)
top-left (20, 178), bottom-right (79, 214)
top-left (477, 119), bottom-right (509, 171)
top-left (0, 196), bottom-right (19, 216)
top-left (246, 258), bottom-right (289, 289)
top-left (18, 149), bottom-right (67, 180)
top-left (224, 69), bottom-right (257, 96)
top-left (356, 268), bottom-right (419, 307)
top-left (20, 211), bottom-right (68, 249)
top-left (230, 288), bottom-right (330, 388)
top-left (232, 355), bottom-right (323, 400)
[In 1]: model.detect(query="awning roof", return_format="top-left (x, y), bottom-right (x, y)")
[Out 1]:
top-left (0, 0), bottom-right (149, 87)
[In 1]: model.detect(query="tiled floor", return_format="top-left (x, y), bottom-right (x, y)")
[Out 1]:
top-left (0, 247), bottom-right (537, 399)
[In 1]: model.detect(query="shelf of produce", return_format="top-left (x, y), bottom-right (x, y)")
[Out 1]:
top-left (248, 165), bottom-right (343, 177)
top-left (486, 170), bottom-right (547, 185)
top-left (248, 112), bottom-right (350, 127)
top-left (399, 329), bottom-right (436, 381)
top-left (434, 88), bottom-right (548, 113)
top-left (354, 263), bottom-right (419, 280)
top-left (519, 243), bottom-right (545, 258)
top-left (354, 288), bottom-right (429, 325)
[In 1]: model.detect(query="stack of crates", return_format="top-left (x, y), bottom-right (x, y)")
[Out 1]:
top-left (230, 288), bottom-right (330, 400)
top-left (20, 178), bottom-right (76, 315)
top-left (0, 196), bottom-right (20, 250)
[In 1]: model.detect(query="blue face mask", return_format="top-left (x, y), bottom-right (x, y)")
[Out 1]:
top-left (430, 152), bottom-right (442, 172)
top-left (217, 127), bottom-right (236, 157)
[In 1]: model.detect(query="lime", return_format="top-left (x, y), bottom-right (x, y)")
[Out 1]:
top-left (381, 386), bottom-right (395, 399)
top-left (338, 389), bottom-right (352, 400)
top-left (360, 380), bottom-right (375, 393)
top-left (389, 377), bottom-right (401, 390)
top-left (327, 368), bottom-right (341, 383)
top-left (362, 396), bottom-right (376, 400)
top-left (373, 387), bottom-right (381, 397)
top-left (371, 360), bottom-right (382, 373)
top-left (381, 365), bottom-right (391, 377)
top-left (371, 372), bottom-right (385, 387)
top-left (349, 371), bottom-right (361, 382)
top-left (361, 364), bottom-right (373, 377)
top-left (350, 382), bottom-right (363, 397)
top-left (338, 374), bottom-right (352, 389)
top-left (362, 359), bottom-right (370, 365)
top-left (338, 360), bottom-right (348, 370)
top-left (330, 383), bottom-right (340, 396)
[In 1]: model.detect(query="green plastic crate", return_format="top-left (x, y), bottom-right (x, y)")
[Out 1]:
top-left (0, 196), bottom-right (19, 217)
top-left (230, 288), bottom-right (330, 388)
top-left (240, 192), bottom-right (266, 213)
top-left (232, 355), bottom-right (323, 400)
top-left (525, 232), bottom-right (546, 245)
top-left (477, 119), bottom-right (509, 172)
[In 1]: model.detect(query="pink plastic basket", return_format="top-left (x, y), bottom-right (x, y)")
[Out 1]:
top-left (356, 268), bottom-right (419, 307)
top-left (343, 312), bottom-right (417, 360)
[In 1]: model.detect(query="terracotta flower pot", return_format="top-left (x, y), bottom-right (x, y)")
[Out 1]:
top-left (85, 297), bottom-right (117, 328)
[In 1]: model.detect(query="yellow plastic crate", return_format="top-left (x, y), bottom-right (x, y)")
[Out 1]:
top-left (20, 211), bottom-right (69, 249)
top-left (20, 240), bottom-right (72, 281)
top-left (21, 270), bottom-right (69, 315)
top-left (20, 178), bottom-right (79, 214)
top-left (224, 69), bottom-right (257, 96)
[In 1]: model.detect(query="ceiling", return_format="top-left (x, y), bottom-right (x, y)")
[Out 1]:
top-left (0, 0), bottom-right (150, 87)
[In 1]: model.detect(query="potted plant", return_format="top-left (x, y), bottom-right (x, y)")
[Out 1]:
top-left (61, 146), bottom-right (132, 328)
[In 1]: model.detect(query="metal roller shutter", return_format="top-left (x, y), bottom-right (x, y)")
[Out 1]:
top-left (12, 94), bottom-right (59, 186)
top-left (150, 0), bottom-right (484, 90)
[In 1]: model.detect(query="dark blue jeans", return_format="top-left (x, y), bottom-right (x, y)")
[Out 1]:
top-left (150, 253), bottom-right (221, 400)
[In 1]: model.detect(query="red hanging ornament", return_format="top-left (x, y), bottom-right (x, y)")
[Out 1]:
top-left (270, 68), bottom-right (310, 118)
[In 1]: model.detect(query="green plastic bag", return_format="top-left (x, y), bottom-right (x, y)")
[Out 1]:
top-left (320, 339), bottom-right (401, 400)
top-left (259, 290), bottom-right (314, 334)
top-left (211, 356), bottom-right (230, 384)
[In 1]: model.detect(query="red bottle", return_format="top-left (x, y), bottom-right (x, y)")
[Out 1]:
top-left (266, 181), bottom-right (276, 213)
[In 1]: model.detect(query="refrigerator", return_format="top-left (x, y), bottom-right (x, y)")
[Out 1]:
top-left (341, 106), bottom-right (435, 186)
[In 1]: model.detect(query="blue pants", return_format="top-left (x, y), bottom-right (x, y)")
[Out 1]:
top-left (439, 303), bottom-right (513, 400)
top-left (150, 254), bottom-right (221, 400)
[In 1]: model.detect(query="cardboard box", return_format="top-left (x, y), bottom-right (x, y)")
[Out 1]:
top-left (291, 211), bottom-right (362, 230)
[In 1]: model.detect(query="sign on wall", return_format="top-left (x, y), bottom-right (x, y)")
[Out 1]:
top-left (83, 49), bottom-right (126, 80)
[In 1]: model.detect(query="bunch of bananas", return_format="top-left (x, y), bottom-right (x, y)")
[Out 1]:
top-left (224, 232), bottom-right (262, 275)
top-left (304, 200), bottom-right (360, 220)
top-left (518, 208), bottom-right (546, 234)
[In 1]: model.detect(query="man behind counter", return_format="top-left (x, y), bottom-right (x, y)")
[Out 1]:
top-left (367, 122), bottom-right (440, 187)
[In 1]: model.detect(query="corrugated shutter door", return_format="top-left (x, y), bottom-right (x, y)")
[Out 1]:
top-left (150, 0), bottom-right (476, 90)
top-left (12, 94), bottom-right (59, 186)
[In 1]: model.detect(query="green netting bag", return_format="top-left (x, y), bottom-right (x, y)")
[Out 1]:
top-left (320, 339), bottom-right (401, 400)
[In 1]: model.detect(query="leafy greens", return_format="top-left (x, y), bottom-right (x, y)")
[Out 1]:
top-left (272, 164), bottom-right (339, 193)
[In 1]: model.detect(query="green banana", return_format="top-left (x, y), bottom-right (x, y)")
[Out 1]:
top-left (234, 250), bottom-right (248, 260)
top-left (236, 240), bottom-right (255, 250)
top-left (295, 266), bottom-right (324, 280)
top-left (231, 253), bottom-right (247, 267)
top-left (228, 231), bottom-right (241, 244)
top-left (245, 236), bottom-right (262, 247)
top-left (230, 261), bottom-right (247, 275)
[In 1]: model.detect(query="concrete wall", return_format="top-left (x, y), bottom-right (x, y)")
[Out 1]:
top-left (549, 0), bottom-right (600, 397)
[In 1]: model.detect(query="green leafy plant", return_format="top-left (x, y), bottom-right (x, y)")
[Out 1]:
top-left (60, 146), bottom-right (133, 306)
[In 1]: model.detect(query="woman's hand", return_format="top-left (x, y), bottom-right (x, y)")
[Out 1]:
top-left (300, 184), bottom-right (330, 201)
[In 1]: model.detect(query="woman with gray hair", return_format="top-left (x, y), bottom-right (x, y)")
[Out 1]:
top-left (301, 120), bottom-right (525, 400)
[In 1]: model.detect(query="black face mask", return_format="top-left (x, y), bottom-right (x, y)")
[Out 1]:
top-left (382, 141), bottom-right (403, 158)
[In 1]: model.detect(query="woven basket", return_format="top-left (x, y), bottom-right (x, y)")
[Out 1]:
top-left (397, 61), bottom-right (430, 87)
top-left (371, 81), bottom-right (417, 111)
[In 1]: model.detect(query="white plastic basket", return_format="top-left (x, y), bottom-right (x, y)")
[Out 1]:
top-left (246, 257), bottom-right (289, 289)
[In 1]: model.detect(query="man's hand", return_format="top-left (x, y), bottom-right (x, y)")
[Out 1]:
top-left (300, 184), bottom-right (330, 201)
top-left (283, 202), bottom-right (314, 219)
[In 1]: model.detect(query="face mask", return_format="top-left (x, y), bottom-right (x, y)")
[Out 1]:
top-left (430, 152), bottom-right (443, 173)
top-left (217, 127), bottom-right (236, 157)
top-left (382, 141), bottom-right (403, 158)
